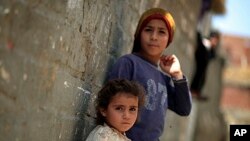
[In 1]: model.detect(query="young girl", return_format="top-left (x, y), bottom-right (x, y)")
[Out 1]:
top-left (85, 79), bottom-right (145, 141)
top-left (107, 8), bottom-right (192, 141)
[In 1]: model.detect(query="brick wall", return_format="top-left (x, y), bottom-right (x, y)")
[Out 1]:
top-left (0, 0), bottom-right (200, 140)
top-left (222, 35), bottom-right (250, 67)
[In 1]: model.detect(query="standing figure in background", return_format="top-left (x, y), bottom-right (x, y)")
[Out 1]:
top-left (191, 30), bottom-right (221, 100)
top-left (86, 79), bottom-right (145, 141)
top-left (107, 8), bottom-right (192, 141)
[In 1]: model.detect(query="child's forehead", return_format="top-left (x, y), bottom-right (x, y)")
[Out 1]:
top-left (113, 92), bottom-right (137, 98)
top-left (109, 92), bottom-right (139, 105)
top-left (109, 92), bottom-right (138, 101)
top-left (145, 19), bottom-right (168, 28)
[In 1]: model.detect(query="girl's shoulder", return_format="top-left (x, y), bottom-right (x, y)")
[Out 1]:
top-left (86, 124), bottom-right (131, 141)
top-left (113, 54), bottom-right (139, 66)
top-left (118, 54), bottom-right (145, 63)
top-left (118, 54), bottom-right (137, 60)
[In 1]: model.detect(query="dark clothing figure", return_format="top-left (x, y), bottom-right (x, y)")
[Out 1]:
top-left (191, 31), bottom-right (218, 98)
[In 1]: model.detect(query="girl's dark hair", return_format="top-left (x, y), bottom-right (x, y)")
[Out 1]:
top-left (132, 37), bottom-right (141, 53)
top-left (95, 79), bottom-right (145, 125)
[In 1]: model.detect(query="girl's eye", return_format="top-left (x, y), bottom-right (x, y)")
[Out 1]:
top-left (115, 107), bottom-right (124, 111)
top-left (144, 28), bottom-right (153, 32)
top-left (129, 107), bottom-right (137, 112)
top-left (159, 30), bottom-right (166, 34)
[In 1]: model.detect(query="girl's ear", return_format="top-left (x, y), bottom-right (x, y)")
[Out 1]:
top-left (99, 108), bottom-right (107, 117)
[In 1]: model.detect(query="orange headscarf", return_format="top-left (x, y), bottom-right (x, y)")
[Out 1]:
top-left (132, 8), bottom-right (176, 52)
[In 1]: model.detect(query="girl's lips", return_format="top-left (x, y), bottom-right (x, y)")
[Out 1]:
top-left (121, 122), bottom-right (131, 125)
top-left (148, 44), bottom-right (159, 47)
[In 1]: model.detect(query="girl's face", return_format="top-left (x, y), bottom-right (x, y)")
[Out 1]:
top-left (100, 92), bottom-right (139, 133)
top-left (140, 19), bottom-right (169, 58)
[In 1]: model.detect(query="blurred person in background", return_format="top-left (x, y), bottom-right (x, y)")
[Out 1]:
top-left (191, 30), bottom-right (221, 100)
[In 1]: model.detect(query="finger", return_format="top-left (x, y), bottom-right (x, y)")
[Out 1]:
top-left (160, 54), bottom-right (167, 60)
top-left (165, 56), bottom-right (174, 63)
top-left (161, 54), bottom-right (172, 61)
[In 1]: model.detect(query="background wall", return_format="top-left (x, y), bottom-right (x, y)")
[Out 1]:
top-left (0, 0), bottom-right (201, 140)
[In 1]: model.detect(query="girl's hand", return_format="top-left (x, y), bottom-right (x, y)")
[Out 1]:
top-left (160, 54), bottom-right (183, 80)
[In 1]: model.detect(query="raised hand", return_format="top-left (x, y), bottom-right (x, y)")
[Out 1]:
top-left (160, 54), bottom-right (183, 80)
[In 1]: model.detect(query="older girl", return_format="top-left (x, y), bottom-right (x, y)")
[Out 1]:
top-left (108, 8), bottom-right (192, 141)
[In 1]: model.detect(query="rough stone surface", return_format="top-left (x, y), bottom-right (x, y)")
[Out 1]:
top-left (0, 0), bottom-right (204, 140)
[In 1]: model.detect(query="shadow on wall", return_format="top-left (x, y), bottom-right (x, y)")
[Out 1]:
top-left (72, 9), bottom-right (129, 141)
top-left (71, 84), bottom-right (93, 141)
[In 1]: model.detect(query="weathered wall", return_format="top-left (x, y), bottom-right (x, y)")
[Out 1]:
top-left (193, 56), bottom-right (227, 141)
top-left (0, 0), bottom-right (200, 140)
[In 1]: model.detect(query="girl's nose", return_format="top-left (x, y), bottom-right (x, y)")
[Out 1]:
top-left (123, 111), bottom-right (130, 119)
top-left (151, 31), bottom-right (157, 40)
